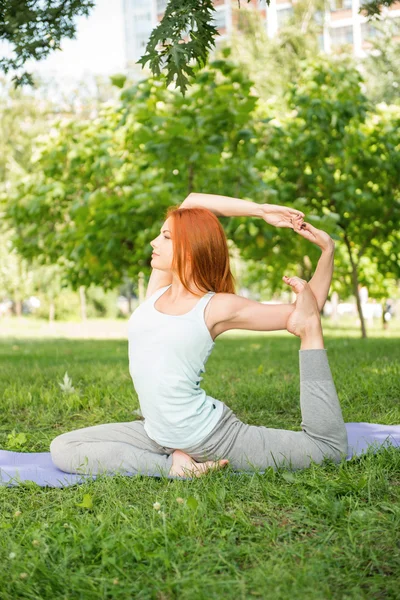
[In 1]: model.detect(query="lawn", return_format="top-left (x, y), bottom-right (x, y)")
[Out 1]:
top-left (0, 320), bottom-right (399, 599)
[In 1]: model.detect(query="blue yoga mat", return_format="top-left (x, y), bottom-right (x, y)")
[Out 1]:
top-left (1, 422), bottom-right (399, 488)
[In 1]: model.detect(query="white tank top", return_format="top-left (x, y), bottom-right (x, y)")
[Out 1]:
top-left (128, 284), bottom-right (224, 448)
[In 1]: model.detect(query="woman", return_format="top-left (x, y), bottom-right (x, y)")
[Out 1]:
top-left (50, 193), bottom-right (348, 479)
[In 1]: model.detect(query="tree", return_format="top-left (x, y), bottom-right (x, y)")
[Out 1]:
top-left (31, 263), bottom-right (65, 322)
top-left (361, 17), bottom-right (400, 105)
top-left (4, 52), bottom-right (399, 334)
top-left (0, 231), bottom-right (35, 316)
top-left (0, 0), bottom-right (94, 86)
top-left (227, 0), bottom-right (324, 105)
top-left (246, 57), bottom-right (400, 338)
top-left (4, 55), bottom-right (264, 290)
top-left (2, 0), bottom-right (397, 94)
top-left (0, 77), bottom-right (59, 185)
top-left (138, 0), bottom-right (399, 95)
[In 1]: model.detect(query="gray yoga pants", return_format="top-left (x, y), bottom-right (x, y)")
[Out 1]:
top-left (50, 349), bottom-right (348, 478)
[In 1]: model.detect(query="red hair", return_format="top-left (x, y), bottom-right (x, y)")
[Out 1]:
top-left (165, 206), bottom-right (236, 295)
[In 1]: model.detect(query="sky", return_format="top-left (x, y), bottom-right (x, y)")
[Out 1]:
top-left (3, 0), bottom-right (126, 84)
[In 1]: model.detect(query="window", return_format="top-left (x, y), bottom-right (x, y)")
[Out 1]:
top-left (132, 0), bottom-right (150, 8)
top-left (134, 12), bottom-right (152, 33)
top-left (136, 32), bottom-right (151, 50)
top-left (211, 9), bottom-right (227, 29)
top-left (330, 25), bottom-right (353, 45)
top-left (361, 22), bottom-right (379, 40)
top-left (330, 0), bottom-right (352, 11)
top-left (135, 12), bottom-right (151, 22)
top-left (277, 6), bottom-right (294, 27)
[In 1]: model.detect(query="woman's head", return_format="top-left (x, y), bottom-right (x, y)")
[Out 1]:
top-left (150, 206), bottom-right (236, 295)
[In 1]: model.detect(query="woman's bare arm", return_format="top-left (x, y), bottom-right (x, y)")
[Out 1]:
top-left (213, 294), bottom-right (295, 334)
top-left (181, 194), bottom-right (334, 310)
top-left (308, 246), bottom-right (335, 312)
top-left (291, 222), bottom-right (335, 312)
top-left (180, 192), bottom-right (264, 218)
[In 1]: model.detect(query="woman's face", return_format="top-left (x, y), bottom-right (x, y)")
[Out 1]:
top-left (150, 218), bottom-right (174, 271)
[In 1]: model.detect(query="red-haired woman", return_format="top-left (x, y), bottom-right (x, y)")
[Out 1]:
top-left (50, 194), bottom-right (347, 479)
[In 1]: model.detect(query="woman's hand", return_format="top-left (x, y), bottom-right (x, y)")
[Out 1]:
top-left (293, 221), bottom-right (335, 252)
top-left (261, 203), bottom-right (334, 252)
top-left (261, 203), bottom-right (305, 229)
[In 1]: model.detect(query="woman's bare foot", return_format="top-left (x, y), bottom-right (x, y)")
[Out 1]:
top-left (169, 449), bottom-right (229, 478)
top-left (283, 275), bottom-right (324, 349)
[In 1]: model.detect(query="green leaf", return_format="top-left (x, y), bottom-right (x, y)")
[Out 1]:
top-left (76, 494), bottom-right (93, 509)
top-left (6, 430), bottom-right (27, 449)
top-left (110, 74), bottom-right (127, 89)
top-left (186, 496), bottom-right (199, 510)
top-left (248, 222), bottom-right (259, 237)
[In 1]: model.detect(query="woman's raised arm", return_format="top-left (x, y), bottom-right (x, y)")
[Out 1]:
top-left (292, 222), bottom-right (335, 312)
top-left (180, 193), bottom-right (304, 225)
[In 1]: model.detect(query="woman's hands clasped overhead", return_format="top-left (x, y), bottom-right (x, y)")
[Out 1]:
top-left (261, 203), bottom-right (335, 252)
top-left (292, 221), bottom-right (335, 252)
top-left (261, 203), bottom-right (305, 229)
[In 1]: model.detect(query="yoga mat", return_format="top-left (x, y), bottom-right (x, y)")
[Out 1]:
top-left (1, 422), bottom-right (399, 488)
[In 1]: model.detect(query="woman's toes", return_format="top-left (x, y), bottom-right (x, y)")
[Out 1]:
top-left (169, 450), bottom-right (229, 478)
top-left (194, 459), bottom-right (229, 477)
top-left (283, 275), bottom-right (305, 294)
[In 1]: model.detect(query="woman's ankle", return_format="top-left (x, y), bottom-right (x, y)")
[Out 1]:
top-left (300, 319), bottom-right (324, 350)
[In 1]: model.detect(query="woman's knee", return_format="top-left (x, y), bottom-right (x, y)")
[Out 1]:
top-left (336, 429), bottom-right (349, 460)
top-left (50, 434), bottom-right (79, 473)
top-left (331, 424), bottom-right (348, 459)
top-left (326, 433), bottom-right (348, 464)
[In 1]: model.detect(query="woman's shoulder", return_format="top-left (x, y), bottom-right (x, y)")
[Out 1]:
top-left (209, 292), bottom-right (238, 323)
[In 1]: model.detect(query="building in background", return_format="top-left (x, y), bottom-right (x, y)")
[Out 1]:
top-left (122, 0), bottom-right (157, 68)
top-left (123, 0), bottom-right (400, 73)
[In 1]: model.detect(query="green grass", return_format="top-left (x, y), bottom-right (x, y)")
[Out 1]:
top-left (0, 322), bottom-right (399, 599)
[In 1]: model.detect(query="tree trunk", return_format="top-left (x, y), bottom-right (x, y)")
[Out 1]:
top-left (343, 234), bottom-right (367, 338)
top-left (49, 300), bottom-right (55, 323)
top-left (15, 298), bottom-right (22, 318)
top-left (352, 269), bottom-right (367, 339)
top-left (79, 286), bottom-right (87, 322)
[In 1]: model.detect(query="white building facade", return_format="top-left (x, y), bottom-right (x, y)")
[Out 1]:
top-left (122, 0), bottom-right (400, 69)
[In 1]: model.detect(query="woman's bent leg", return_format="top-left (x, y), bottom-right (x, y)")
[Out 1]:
top-left (227, 348), bottom-right (347, 471)
top-left (298, 348), bottom-right (348, 458)
top-left (180, 279), bottom-right (347, 473)
top-left (50, 420), bottom-right (174, 477)
top-left (182, 349), bottom-right (348, 472)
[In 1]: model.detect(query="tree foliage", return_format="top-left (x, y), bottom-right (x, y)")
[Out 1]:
top-left (138, 0), bottom-right (399, 95)
top-left (0, 0), bottom-right (94, 86)
top-left (361, 17), bottom-right (400, 105)
top-left (0, 77), bottom-right (58, 183)
top-left (246, 56), bottom-right (400, 337)
top-left (4, 50), bottom-right (399, 337)
top-left (227, 0), bottom-right (322, 107)
top-left (4, 54), bottom-right (264, 290)
top-left (1, 0), bottom-right (397, 94)
top-left (136, 0), bottom-right (218, 97)
top-left (0, 230), bottom-right (35, 315)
